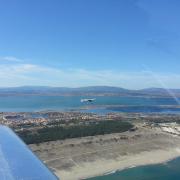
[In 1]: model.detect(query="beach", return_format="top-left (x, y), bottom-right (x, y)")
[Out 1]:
top-left (59, 148), bottom-right (180, 180)
top-left (29, 125), bottom-right (180, 180)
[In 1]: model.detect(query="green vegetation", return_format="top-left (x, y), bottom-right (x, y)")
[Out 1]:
top-left (17, 120), bottom-right (133, 144)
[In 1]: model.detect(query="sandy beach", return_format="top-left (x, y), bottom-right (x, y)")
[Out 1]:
top-left (30, 126), bottom-right (180, 180)
top-left (57, 148), bottom-right (180, 180)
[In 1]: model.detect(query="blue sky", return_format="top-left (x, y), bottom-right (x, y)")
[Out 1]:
top-left (0, 0), bottom-right (180, 89)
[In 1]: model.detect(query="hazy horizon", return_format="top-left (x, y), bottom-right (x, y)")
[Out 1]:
top-left (0, 85), bottom-right (180, 91)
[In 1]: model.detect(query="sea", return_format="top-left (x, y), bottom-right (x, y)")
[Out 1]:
top-left (0, 95), bottom-right (180, 113)
top-left (87, 157), bottom-right (180, 180)
top-left (1, 95), bottom-right (180, 179)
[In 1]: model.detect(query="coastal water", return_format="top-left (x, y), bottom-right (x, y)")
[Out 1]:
top-left (87, 157), bottom-right (180, 180)
top-left (0, 95), bottom-right (179, 112)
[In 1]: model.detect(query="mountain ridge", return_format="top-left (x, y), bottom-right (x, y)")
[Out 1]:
top-left (0, 86), bottom-right (180, 97)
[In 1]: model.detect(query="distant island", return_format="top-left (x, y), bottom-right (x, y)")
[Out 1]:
top-left (0, 86), bottom-right (180, 98)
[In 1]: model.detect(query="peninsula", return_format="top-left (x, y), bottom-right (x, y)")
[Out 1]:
top-left (1, 111), bottom-right (180, 179)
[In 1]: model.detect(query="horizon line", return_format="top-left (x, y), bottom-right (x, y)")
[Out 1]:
top-left (0, 85), bottom-right (179, 91)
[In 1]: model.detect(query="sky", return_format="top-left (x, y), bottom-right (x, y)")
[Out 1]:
top-left (0, 0), bottom-right (180, 89)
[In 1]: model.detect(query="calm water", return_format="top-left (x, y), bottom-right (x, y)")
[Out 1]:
top-left (0, 95), bottom-right (179, 112)
top-left (87, 158), bottom-right (180, 180)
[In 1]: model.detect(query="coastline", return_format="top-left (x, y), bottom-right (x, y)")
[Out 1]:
top-left (56, 148), bottom-right (180, 180)
top-left (28, 119), bottom-right (180, 180)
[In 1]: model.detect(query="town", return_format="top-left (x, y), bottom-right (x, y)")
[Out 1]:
top-left (1, 111), bottom-right (180, 142)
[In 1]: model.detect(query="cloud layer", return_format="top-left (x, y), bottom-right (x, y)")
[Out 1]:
top-left (1, 57), bottom-right (180, 89)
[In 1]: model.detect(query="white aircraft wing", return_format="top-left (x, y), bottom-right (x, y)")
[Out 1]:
top-left (0, 125), bottom-right (58, 180)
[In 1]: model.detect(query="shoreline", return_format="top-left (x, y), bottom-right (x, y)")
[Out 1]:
top-left (56, 148), bottom-right (180, 180)
top-left (28, 122), bottom-right (180, 180)
top-left (83, 155), bottom-right (179, 179)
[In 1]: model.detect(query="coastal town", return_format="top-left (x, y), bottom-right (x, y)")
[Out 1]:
top-left (1, 111), bottom-right (180, 137)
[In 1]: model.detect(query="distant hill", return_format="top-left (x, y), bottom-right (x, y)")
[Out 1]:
top-left (0, 86), bottom-right (130, 94)
top-left (138, 88), bottom-right (180, 96)
top-left (72, 86), bottom-right (131, 93)
top-left (0, 86), bottom-right (180, 97)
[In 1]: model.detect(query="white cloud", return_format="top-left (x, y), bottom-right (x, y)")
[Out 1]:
top-left (0, 62), bottom-right (180, 89)
top-left (0, 56), bottom-right (24, 63)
